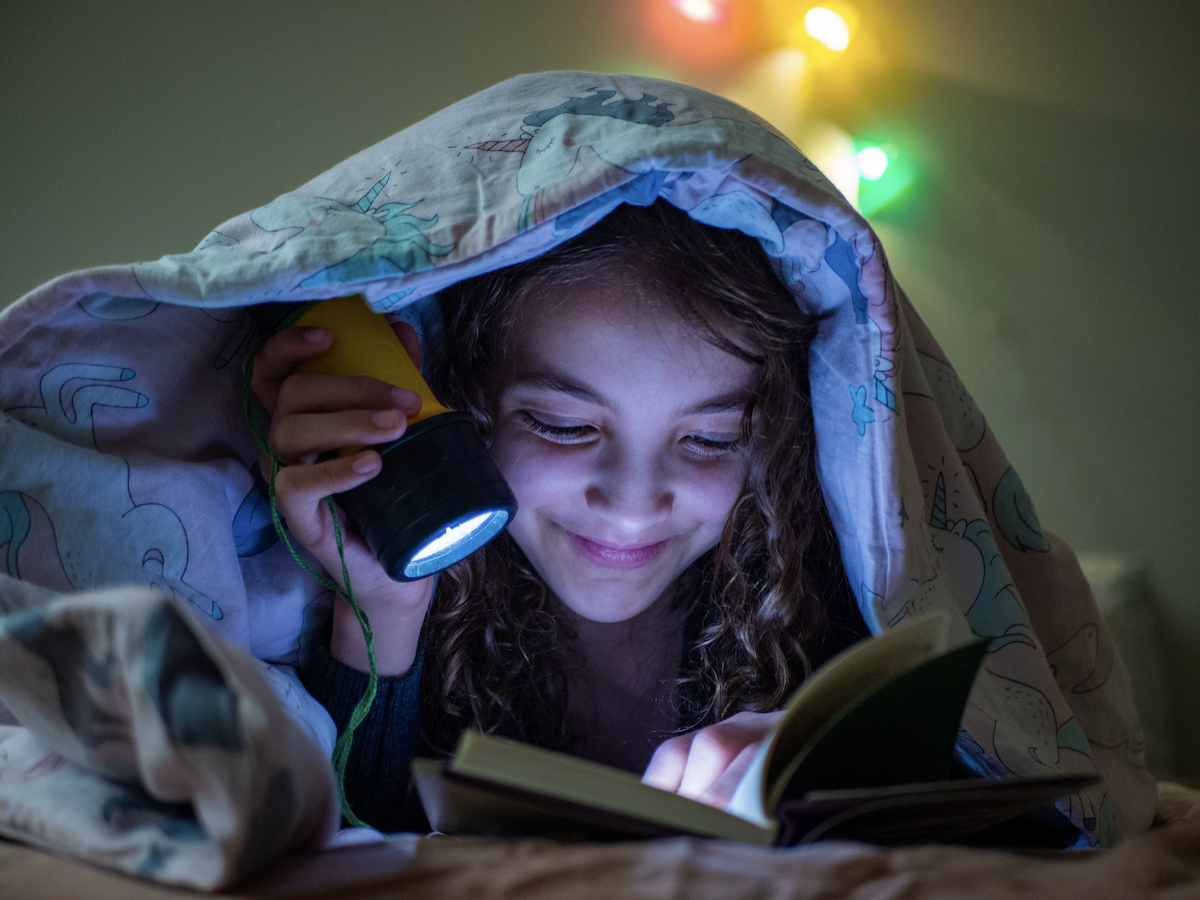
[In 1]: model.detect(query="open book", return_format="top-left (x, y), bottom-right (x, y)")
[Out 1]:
top-left (411, 613), bottom-right (1096, 845)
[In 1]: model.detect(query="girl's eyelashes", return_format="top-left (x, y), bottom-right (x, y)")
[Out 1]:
top-left (521, 411), bottom-right (741, 457)
top-left (519, 412), bottom-right (596, 444)
top-left (682, 434), bottom-right (741, 457)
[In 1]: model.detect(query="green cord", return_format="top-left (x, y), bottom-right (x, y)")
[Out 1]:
top-left (242, 342), bottom-right (377, 828)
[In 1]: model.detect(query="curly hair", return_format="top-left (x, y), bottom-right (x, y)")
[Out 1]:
top-left (420, 199), bottom-right (862, 757)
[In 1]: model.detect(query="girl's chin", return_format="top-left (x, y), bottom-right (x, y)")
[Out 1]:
top-left (557, 591), bottom-right (661, 624)
top-left (549, 572), bottom-right (670, 624)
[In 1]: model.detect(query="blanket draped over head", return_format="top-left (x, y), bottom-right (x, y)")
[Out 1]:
top-left (0, 72), bottom-right (1156, 887)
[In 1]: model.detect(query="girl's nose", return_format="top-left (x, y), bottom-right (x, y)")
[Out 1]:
top-left (584, 445), bottom-right (672, 533)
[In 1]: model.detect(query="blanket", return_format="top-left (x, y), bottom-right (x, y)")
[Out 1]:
top-left (0, 71), bottom-right (1157, 888)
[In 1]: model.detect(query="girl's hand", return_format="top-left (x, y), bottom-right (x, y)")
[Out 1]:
top-left (641, 710), bottom-right (785, 809)
top-left (250, 322), bottom-right (433, 676)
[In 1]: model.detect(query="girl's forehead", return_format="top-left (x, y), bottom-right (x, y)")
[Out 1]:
top-left (514, 274), bottom-right (689, 346)
top-left (514, 266), bottom-right (724, 338)
top-left (501, 277), bottom-right (760, 400)
top-left (519, 280), bottom-right (761, 370)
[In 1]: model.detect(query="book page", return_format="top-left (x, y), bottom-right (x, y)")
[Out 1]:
top-left (726, 611), bottom-right (951, 822)
top-left (448, 732), bottom-right (774, 844)
top-left (726, 743), bottom-right (774, 825)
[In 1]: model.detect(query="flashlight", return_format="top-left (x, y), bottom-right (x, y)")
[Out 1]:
top-left (249, 295), bottom-right (517, 581)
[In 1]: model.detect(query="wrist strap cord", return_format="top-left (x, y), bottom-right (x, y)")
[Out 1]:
top-left (242, 344), bottom-right (376, 828)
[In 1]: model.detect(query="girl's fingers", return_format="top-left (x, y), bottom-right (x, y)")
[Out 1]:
top-left (274, 450), bottom-right (383, 506)
top-left (274, 453), bottom-right (415, 599)
top-left (694, 741), bottom-right (761, 809)
top-left (270, 407), bottom-right (409, 463)
top-left (267, 373), bottom-right (422, 463)
top-left (392, 321), bottom-right (423, 369)
top-left (272, 452), bottom-right (382, 544)
top-left (646, 710), bottom-right (785, 807)
top-left (675, 728), bottom-right (747, 801)
top-left (251, 327), bottom-right (333, 412)
top-left (642, 733), bottom-right (695, 795)
top-left (275, 373), bottom-right (421, 419)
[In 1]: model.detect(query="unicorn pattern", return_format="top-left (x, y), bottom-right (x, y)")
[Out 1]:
top-left (0, 364), bottom-right (221, 620)
top-left (133, 172), bottom-right (455, 307)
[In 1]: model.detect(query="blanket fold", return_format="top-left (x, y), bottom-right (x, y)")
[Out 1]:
top-left (0, 578), bottom-right (338, 889)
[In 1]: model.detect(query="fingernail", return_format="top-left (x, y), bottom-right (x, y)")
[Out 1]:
top-left (352, 452), bottom-right (381, 474)
top-left (390, 387), bottom-right (422, 410)
top-left (303, 327), bottom-right (329, 343)
top-left (372, 408), bottom-right (402, 428)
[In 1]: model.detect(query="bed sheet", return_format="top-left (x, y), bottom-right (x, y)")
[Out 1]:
top-left (2, 788), bottom-right (1199, 900)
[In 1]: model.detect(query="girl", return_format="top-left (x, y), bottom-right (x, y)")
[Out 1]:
top-left (252, 200), bottom-right (867, 832)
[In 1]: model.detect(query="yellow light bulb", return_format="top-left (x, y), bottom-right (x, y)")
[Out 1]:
top-left (804, 7), bottom-right (851, 51)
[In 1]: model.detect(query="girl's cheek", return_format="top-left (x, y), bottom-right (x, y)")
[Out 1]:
top-left (494, 440), bottom-right (583, 506)
top-left (678, 456), bottom-right (748, 516)
top-left (489, 426), bottom-right (533, 482)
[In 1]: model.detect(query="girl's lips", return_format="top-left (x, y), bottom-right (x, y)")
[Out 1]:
top-left (567, 531), bottom-right (668, 569)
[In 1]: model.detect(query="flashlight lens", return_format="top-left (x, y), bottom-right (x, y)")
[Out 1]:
top-left (403, 509), bottom-right (511, 579)
top-left (338, 411), bottom-right (518, 582)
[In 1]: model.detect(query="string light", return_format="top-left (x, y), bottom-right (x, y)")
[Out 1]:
top-left (651, 0), bottom-right (751, 71)
top-left (672, 0), bottom-right (728, 24)
top-left (650, 0), bottom-right (915, 217)
top-left (857, 145), bottom-right (889, 180)
top-left (856, 143), bottom-right (916, 218)
top-left (804, 7), bottom-right (851, 51)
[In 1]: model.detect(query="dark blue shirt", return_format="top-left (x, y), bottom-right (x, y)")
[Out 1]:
top-left (300, 637), bottom-right (428, 832)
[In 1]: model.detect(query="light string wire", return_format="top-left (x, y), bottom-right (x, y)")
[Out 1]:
top-left (242, 340), bottom-right (376, 828)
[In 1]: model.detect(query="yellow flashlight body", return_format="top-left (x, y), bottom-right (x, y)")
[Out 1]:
top-left (291, 294), bottom-right (449, 424)
top-left (248, 294), bottom-right (517, 581)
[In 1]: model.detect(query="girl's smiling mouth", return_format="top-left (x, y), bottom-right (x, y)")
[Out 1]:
top-left (567, 531), bottom-right (669, 569)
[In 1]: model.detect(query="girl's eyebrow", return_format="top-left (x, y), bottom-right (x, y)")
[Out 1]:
top-left (509, 369), bottom-right (752, 415)
top-left (510, 370), bottom-right (603, 404)
top-left (685, 391), bottom-right (754, 415)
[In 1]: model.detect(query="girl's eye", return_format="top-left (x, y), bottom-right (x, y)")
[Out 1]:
top-left (520, 413), bottom-right (596, 444)
top-left (683, 435), bottom-right (741, 458)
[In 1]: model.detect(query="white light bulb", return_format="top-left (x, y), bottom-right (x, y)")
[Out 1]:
top-left (411, 512), bottom-right (497, 562)
top-left (857, 146), bottom-right (889, 181)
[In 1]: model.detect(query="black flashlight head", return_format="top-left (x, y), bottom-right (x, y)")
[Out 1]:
top-left (337, 412), bottom-right (518, 581)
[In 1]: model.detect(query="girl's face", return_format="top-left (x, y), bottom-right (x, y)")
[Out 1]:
top-left (490, 269), bottom-right (758, 623)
